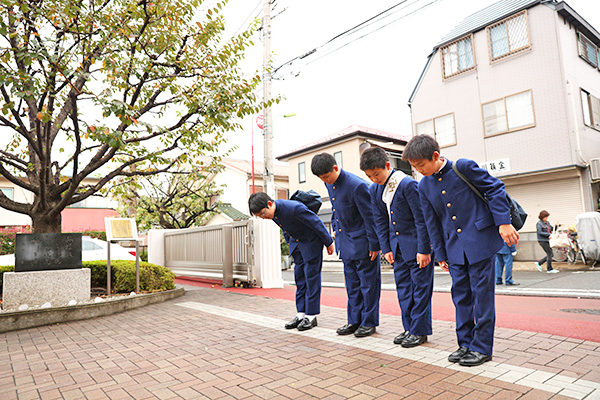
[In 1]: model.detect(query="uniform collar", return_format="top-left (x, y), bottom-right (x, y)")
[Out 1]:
top-left (383, 169), bottom-right (395, 186)
top-left (435, 158), bottom-right (451, 176)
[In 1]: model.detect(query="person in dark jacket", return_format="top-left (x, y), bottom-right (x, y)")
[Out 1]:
top-left (535, 210), bottom-right (559, 273)
top-left (495, 242), bottom-right (518, 285)
top-left (249, 192), bottom-right (335, 331)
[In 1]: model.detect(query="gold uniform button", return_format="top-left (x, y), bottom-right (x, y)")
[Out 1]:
top-left (391, 211), bottom-right (394, 214)
top-left (452, 216), bottom-right (457, 220)
top-left (332, 197), bottom-right (335, 201)
top-left (438, 177), bottom-right (442, 182)
top-left (442, 190), bottom-right (446, 195)
top-left (446, 203), bottom-right (451, 208)
top-left (333, 208), bottom-right (336, 212)
top-left (395, 232), bottom-right (399, 236)
top-left (392, 222), bottom-right (396, 225)
top-left (333, 186), bottom-right (336, 189)
top-left (338, 229), bottom-right (342, 232)
top-left (457, 228), bottom-right (462, 233)
top-left (296, 239), bottom-right (300, 242)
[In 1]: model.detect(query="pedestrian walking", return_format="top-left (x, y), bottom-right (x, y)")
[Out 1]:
top-left (535, 210), bottom-right (560, 273)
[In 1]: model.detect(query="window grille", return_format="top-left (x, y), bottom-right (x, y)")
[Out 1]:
top-left (441, 34), bottom-right (475, 78)
top-left (415, 113), bottom-right (456, 147)
top-left (487, 11), bottom-right (530, 62)
top-left (581, 89), bottom-right (600, 131)
top-left (578, 32), bottom-right (599, 69)
top-left (482, 90), bottom-right (535, 136)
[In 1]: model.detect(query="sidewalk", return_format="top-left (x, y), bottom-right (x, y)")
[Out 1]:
top-left (1, 283), bottom-right (599, 399)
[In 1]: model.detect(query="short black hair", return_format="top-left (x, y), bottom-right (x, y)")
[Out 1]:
top-left (311, 153), bottom-right (336, 176)
top-left (248, 192), bottom-right (272, 215)
top-left (360, 147), bottom-right (388, 171)
top-left (402, 134), bottom-right (440, 162)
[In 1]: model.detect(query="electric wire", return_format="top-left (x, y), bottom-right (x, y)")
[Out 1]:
top-left (228, 0), bottom-right (263, 42)
top-left (276, 0), bottom-right (444, 78)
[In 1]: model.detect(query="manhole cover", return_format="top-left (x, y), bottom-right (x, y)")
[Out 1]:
top-left (560, 309), bottom-right (600, 315)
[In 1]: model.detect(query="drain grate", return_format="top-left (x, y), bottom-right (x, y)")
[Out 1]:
top-left (560, 308), bottom-right (600, 315)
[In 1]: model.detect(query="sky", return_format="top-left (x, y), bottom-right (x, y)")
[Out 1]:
top-left (219, 0), bottom-right (600, 164)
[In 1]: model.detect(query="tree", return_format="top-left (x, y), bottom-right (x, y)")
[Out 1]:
top-left (113, 161), bottom-right (224, 230)
top-left (0, 0), bottom-right (263, 233)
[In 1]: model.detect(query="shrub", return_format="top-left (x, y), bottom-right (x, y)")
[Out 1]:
top-left (0, 261), bottom-right (174, 296)
top-left (84, 260), bottom-right (176, 293)
top-left (0, 265), bottom-right (15, 293)
top-left (0, 226), bottom-right (32, 255)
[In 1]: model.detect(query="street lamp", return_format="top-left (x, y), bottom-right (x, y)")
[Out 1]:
top-left (263, 112), bottom-right (296, 199)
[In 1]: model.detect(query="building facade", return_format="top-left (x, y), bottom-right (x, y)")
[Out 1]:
top-left (409, 0), bottom-right (600, 258)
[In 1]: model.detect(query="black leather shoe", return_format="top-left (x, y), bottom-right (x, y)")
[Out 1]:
top-left (495, 282), bottom-right (503, 285)
top-left (505, 282), bottom-right (520, 286)
top-left (393, 331), bottom-right (410, 344)
top-left (458, 350), bottom-right (492, 366)
top-left (336, 324), bottom-right (359, 335)
top-left (448, 346), bottom-right (469, 363)
top-left (297, 317), bottom-right (317, 331)
top-left (401, 334), bottom-right (427, 348)
top-left (285, 316), bottom-right (302, 329)
top-left (354, 326), bottom-right (376, 337)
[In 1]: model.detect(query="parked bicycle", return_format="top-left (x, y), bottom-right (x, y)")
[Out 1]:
top-left (552, 226), bottom-right (587, 264)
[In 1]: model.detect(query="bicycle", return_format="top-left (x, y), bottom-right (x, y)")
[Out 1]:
top-left (566, 231), bottom-right (587, 265)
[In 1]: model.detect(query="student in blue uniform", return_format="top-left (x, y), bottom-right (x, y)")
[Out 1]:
top-left (249, 192), bottom-right (334, 331)
top-left (311, 153), bottom-right (381, 338)
top-left (360, 147), bottom-right (434, 348)
top-left (402, 135), bottom-right (519, 367)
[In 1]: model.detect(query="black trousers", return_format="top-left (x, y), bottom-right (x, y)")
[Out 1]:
top-left (537, 241), bottom-right (554, 271)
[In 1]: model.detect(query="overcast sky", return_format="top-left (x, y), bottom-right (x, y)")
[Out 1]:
top-left (219, 0), bottom-right (600, 164)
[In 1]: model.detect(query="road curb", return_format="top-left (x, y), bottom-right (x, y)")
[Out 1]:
top-left (0, 287), bottom-right (185, 333)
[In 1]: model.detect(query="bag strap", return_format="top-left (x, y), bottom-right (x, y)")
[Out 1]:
top-left (451, 160), bottom-right (487, 204)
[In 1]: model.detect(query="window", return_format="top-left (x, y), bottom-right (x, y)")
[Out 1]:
top-left (334, 151), bottom-right (343, 168)
top-left (581, 89), bottom-right (600, 130)
top-left (0, 188), bottom-right (13, 200)
top-left (482, 90), bottom-right (535, 136)
top-left (415, 113), bottom-right (456, 147)
top-left (578, 32), bottom-right (599, 69)
top-left (487, 11), bottom-right (530, 61)
top-left (441, 34), bottom-right (475, 78)
top-left (298, 162), bottom-right (306, 183)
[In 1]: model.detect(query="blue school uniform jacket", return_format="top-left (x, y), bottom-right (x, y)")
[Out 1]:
top-left (326, 170), bottom-right (379, 260)
top-left (371, 173), bottom-right (431, 263)
top-left (272, 200), bottom-right (333, 258)
top-left (418, 159), bottom-right (510, 265)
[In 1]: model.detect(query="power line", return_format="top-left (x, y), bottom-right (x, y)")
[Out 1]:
top-left (276, 0), bottom-right (444, 78)
top-left (228, 0), bottom-right (263, 42)
top-left (272, 0), bottom-right (417, 75)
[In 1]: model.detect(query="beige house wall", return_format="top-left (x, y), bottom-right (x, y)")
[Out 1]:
top-left (287, 137), bottom-right (372, 201)
top-left (410, 3), bottom-right (600, 234)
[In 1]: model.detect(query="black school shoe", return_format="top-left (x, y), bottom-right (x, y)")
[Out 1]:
top-left (285, 316), bottom-right (302, 329)
top-left (393, 331), bottom-right (410, 344)
top-left (401, 334), bottom-right (427, 348)
top-left (354, 326), bottom-right (376, 337)
top-left (297, 317), bottom-right (317, 331)
top-left (337, 324), bottom-right (359, 335)
top-left (448, 346), bottom-right (469, 363)
top-left (458, 350), bottom-right (492, 366)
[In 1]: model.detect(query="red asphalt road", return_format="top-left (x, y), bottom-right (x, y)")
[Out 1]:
top-left (175, 277), bottom-right (600, 343)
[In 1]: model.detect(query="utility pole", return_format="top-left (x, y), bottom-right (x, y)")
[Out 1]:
top-left (262, 0), bottom-right (275, 199)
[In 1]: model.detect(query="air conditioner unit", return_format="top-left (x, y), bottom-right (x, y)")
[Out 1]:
top-left (591, 158), bottom-right (600, 181)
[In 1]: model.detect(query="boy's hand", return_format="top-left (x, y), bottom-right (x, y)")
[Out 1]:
top-left (369, 250), bottom-right (379, 261)
top-left (499, 224), bottom-right (519, 245)
top-left (439, 260), bottom-right (449, 271)
top-left (326, 244), bottom-right (334, 255)
top-left (384, 251), bottom-right (394, 264)
top-left (417, 253), bottom-right (430, 268)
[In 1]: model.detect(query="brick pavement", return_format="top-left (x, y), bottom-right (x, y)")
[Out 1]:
top-left (1, 284), bottom-right (599, 400)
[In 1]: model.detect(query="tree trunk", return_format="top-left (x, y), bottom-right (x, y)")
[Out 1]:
top-left (32, 211), bottom-right (62, 233)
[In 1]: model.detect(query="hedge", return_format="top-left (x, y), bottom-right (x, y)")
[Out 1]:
top-left (0, 261), bottom-right (175, 296)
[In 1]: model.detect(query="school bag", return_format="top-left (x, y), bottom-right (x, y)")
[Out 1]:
top-left (290, 190), bottom-right (322, 214)
top-left (451, 162), bottom-right (528, 231)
